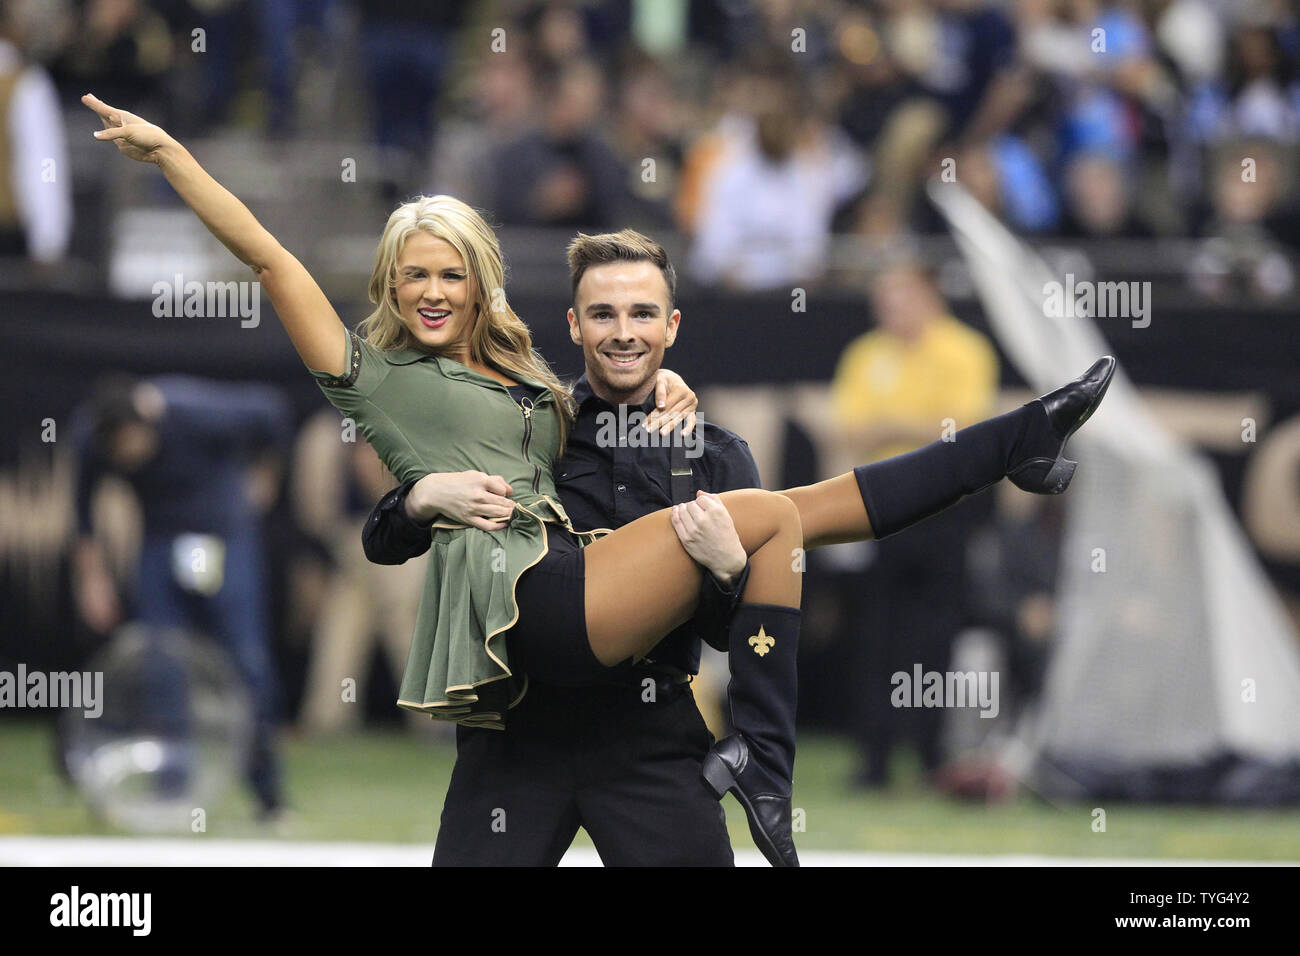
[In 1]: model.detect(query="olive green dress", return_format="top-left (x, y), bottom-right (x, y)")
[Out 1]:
top-left (311, 330), bottom-right (583, 729)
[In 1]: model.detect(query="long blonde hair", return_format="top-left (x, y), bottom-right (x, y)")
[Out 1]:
top-left (358, 195), bottom-right (575, 445)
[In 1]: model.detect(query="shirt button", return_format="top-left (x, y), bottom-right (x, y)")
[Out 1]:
top-left (616, 484), bottom-right (626, 493)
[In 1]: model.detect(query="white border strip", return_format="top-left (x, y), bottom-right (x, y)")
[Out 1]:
top-left (0, 837), bottom-right (1289, 867)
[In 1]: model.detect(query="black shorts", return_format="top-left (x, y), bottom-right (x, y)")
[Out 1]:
top-left (507, 523), bottom-right (635, 686)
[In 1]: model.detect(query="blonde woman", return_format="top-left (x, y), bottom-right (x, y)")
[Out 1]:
top-left (86, 95), bottom-right (1115, 867)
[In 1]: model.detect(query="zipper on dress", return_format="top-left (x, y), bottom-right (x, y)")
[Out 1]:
top-left (518, 396), bottom-right (542, 493)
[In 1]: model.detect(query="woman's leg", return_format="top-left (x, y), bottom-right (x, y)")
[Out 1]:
top-left (778, 399), bottom-right (1058, 549)
top-left (779, 401), bottom-right (1053, 548)
top-left (782, 356), bottom-right (1118, 550)
top-left (774, 407), bottom-right (1036, 550)
top-left (580, 487), bottom-right (806, 868)
top-left (581, 358), bottom-right (1116, 660)
top-left (572, 356), bottom-right (1113, 870)
top-left (582, 488), bottom-right (801, 666)
top-left (777, 474), bottom-right (873, 550)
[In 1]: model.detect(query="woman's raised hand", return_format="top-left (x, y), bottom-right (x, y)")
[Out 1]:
top-left (81, 92), bottom-right (350, 375)
top-left (83, 93), bottom-right (174, 163)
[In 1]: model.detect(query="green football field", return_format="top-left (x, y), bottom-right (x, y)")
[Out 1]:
top-left (3, 719), bottom-right (1299, 861)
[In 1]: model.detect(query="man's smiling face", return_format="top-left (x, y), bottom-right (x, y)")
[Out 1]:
top-left (568, 260), bottom-right (680, 404)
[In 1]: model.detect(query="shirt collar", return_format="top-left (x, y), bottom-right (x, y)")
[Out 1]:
top-left (383, 346), bottom-right (549, 392)
top-left (382, 345), bottom-right (429, 366)
top-left (572, 374), bottom-right (595, 405)
top-left (572, 373), bottom-right (657, 414)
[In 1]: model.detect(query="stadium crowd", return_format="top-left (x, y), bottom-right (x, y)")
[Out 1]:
top-left (2, 0), bottom-right (1297, 297)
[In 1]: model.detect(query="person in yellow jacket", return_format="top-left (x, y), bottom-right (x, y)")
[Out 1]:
top-left (832, 261), bottom-right (998, 788)
top-left (833, 263), bottom-right (998, 463)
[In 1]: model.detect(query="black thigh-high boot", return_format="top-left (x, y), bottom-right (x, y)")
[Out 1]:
top-left (854, 356), bottom-right (1116, 539)
top-left (702, 603), bottom-right (801, 868)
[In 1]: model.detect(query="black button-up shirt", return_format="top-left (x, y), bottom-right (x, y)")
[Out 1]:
top-left (362, 374), bottom-right (761, 673)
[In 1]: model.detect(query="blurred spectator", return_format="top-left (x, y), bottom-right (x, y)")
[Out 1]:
top-left (966, 490), bottom-right (1067, 724)
top-left (163, 0), bottom-right (243, 135)
top-left (1156, 0), bottom-right (1226, 90)
top-left (831, 257), bottom-right (999, 489)
top-left (945, 136), bottom-right (1061, 234)
top-left (1191, 21), bottom-right (1298, 144)
top-left (359, 0), bottom-right (469, 200)
top-left (1189, 138), bottom-right (1296, 299)
top-left (533, 0), bottom-right (588, 61)
top-left (8, 0), bottom-right (1294, 288)
top-left (0, 1), bottom-right (71, 263)
top-left (830, 259), bottom-right (997, 787)
top-left (1017, 0), bottom-right (1169, 157)
top-left (1059, 149), bottom-right (1151, 237)
top-left (833, 4), bottom-right (912, 153)
top-left (512, 0), bottom-right (638, 70)
top-left (255, 0), bottom-right (340, 136)
top-left (922, 0), bottom-right (1023, 136)
top-left (1003, 0), bottom-right (1181, 235)
top-left (928, 484), bottom-right (1066, 805)
top-left (53, 0), bottom-right (172, 115)
top-left (72, 375), bottom-right (292, 819)
top-left (687, 0), bottom-right (764, 62)
top-left (428, 49), bottom-right (536, 202)
top-left (609, 52), bottom-right (688, 230)
top-left (673, 61), bottom-right (761, 235)
top-left (853, 0), bottom-right (1019, 235)
top-left (688, 71), bottom-right (868, 289)
top-left (490, 58), bottom-right (629, 228)
top-left (292, 412), bottom-right (426, 734)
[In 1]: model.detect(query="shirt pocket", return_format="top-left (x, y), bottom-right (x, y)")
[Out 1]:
top-left (555, 462), bottom-right (600, 485)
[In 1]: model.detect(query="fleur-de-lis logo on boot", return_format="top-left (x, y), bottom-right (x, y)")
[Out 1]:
top-left (748, 624), bottom-right (775, 657)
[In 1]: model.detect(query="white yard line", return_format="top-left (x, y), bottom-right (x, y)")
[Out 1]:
top-left (0, 836), bottom-right (1287, 867)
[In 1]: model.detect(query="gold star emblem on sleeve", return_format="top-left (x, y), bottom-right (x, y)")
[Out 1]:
top-left (748, 624), bottom-right (775, 657)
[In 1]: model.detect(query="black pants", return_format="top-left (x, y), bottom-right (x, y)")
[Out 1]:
top-left (853, 502), bottom-right (977, 782)
top-left (432, 674), bottom-right (734, 866)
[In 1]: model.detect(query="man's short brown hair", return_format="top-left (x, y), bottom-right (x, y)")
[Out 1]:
top-left (566, 230), bottom-right (677, 308)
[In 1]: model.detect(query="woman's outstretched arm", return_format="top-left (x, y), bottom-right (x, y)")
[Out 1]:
top-left (83, 94), bottom-right (349, 375)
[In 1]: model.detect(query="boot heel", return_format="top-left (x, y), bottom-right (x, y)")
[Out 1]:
top-left (1008, 455), bottom-right (1078, 495)
top-left (1044, 456), bottom-right (1077, 493)
top-left (701, 750), bottom-right (737, 799)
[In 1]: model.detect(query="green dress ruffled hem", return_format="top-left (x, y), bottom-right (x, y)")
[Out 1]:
top-left (393, 493), bottom-right (589, 730)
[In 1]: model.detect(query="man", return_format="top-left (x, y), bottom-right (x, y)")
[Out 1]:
top-left (363, 230), bottom-right (759, 866)
top-left (831, 261), bottom-right (997, 786)
top-left (72, 375), bottom-right (291, 819)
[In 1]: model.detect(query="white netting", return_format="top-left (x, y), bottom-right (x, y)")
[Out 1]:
top-left (929, 180), bottom-right (1300, 789)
